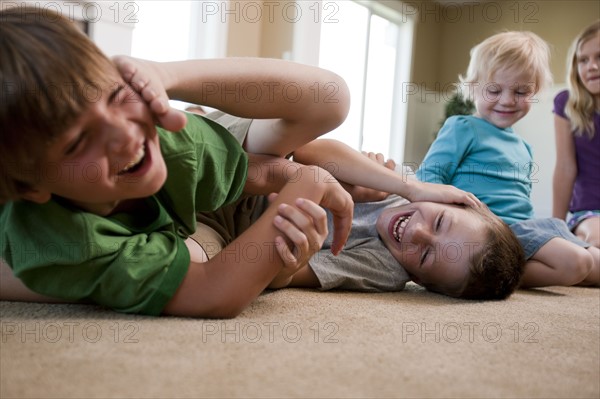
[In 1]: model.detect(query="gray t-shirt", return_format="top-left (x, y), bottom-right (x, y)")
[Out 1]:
top-left (309, 195), bottom-right (411, 291)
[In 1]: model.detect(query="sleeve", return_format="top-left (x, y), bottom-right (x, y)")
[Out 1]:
top-left (4, 201), bottom-right (190, 316)
top-left (416, 116), bottom-right (476, 184)
top-left (308, 238), bottom-right (410, 292)
top-left (553, 90), bottom-right (569, 120)
top-left (157, 114), bottom-right (249, 235)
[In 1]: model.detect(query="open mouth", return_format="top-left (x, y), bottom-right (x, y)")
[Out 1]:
top-left (118, 142), bottom-right (147, 175)
top-left (392, 215), bottom-right (412, 243)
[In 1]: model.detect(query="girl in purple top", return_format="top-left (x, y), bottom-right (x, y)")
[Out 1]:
top-left (553, 20), bottom-right (600, 249)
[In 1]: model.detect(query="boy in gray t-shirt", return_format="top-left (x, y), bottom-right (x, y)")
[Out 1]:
top-left (269, 140), bottom-right (526, 300)
top-left (309, 194), bottom-right (411, 292)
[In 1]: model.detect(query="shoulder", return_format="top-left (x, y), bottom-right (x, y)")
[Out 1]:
top-left (553, 90), bottom-right (569, 117)
top-left (553, 89), bottom-right (569, 105)
top-left (437, 115), bottom-right (478, 141)
top-left (158, 113), bottom-right (244, 159)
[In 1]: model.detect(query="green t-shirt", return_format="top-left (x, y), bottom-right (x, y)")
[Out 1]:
top-left (0, 114), bottom-right (248, 315)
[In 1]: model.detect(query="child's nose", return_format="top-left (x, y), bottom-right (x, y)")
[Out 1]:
top-left (105, 119), bottom-right (135, 154)
top-left (411, 223), bottom-right (433, 245)
top-left (499, 92), bottom-right (517, 105)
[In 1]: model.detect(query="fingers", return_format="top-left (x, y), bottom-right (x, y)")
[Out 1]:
top-left (465, 192), bottom-right (482, 208)
top-left (113, 55), bottom-right (187, 132)
top-left (320, 183), bottom-right (353, 255)
top-left (273, 199), bottom-right (328, 261)
top-left (274, 236), bottom-right (298, 267)
top-left (361, 151), bottom-right (397, 171)
top-left (384, 158), bottom-right (396, 171)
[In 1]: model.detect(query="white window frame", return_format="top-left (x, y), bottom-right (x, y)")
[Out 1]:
top-left (292, 0), bottom-right (415, 163)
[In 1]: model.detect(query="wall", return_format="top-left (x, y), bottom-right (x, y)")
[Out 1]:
top-left (225, 0), bottom-right (294, 58)
top-left (405, 0), bottom-right (600, 164)
top-left (403, 0), bottom-right (599, 217)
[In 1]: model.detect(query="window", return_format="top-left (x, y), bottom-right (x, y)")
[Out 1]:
top-left (296, 0), bottom-right (414, 162)
top-left (130, 1), bottom-right (227, 109)
top-left (131, 1), bottom-right (226, 61)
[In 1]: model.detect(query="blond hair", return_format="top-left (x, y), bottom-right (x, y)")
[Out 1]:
top-left (565, 20), bottom-right (600, 138)
top-left (460, 31), bottom-right (553, 100)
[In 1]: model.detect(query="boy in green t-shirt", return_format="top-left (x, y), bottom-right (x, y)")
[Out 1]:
top-left (0, 6), bottom-right (357, 317)
top-left (0, 6), bottom-right (479, 317)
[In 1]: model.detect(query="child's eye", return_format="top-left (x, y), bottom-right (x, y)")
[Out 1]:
top-left (64, 132), bottom-right (87, 155)
top-left (108, 84), bottom-right (126, 105)
top-left (435, 213), bottom-right (444, 232)
top-left (420, 248), bottom-right (430, 267)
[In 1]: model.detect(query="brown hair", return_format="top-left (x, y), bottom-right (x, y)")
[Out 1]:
top-left (420, 204), bottom-right (525, 300)
top-left (0, 6), bottom-right (117, 203)
top-left (458, 205), bottom-right (525, 300)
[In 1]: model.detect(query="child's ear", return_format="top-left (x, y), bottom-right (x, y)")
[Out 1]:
top-left (21, 188), bottom-right (52, 204)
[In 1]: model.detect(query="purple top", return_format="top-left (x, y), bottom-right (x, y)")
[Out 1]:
top-left (553, 90), bottom-right (600, 212)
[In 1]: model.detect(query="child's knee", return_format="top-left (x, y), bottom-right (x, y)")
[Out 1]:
top-left (569, 248), bottom-right (594, 283)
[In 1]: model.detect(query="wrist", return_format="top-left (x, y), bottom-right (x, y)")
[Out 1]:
top-left (401, 178), bottom-right (420, 201)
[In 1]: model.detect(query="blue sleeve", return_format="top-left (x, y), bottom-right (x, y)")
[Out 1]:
top-left (417, 116), bottom-right (476, 184)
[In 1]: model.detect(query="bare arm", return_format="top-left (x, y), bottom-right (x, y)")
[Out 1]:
top-left (114, 57), bottom-right (351, 158)
top-left (162, 165), bottom-right (352, 318)
top-left (293, 139), bottom-right (480, 207)
top-left (0, 259), bottom-right (68, 303)
top-left (552, 115), bottom-right (577, 220)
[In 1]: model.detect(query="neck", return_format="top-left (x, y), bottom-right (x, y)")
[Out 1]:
top-left (70, 200), bottom-right (122, 216)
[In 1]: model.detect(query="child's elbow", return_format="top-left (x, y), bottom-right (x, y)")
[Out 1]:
top-left (315, 73), bottom-right (351, 131)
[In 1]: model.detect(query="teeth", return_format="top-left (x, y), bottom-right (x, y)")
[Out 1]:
top-left (393, 216), bottom-right (410, 242)
top-left (119, 146), bottom-right (145, 174)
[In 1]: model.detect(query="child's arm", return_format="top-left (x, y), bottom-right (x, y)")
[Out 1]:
top-left (519, 239), bottom-right (599, 288)
top-left (293, 139), bottom-right (480, 207)
top-left (416, 117), bottom-right (473, 185)
top-left (114, 56), bottom-right (350, 158)
top-left (552, 114), bottom-right (577, 220)
top-left (162, 164), bottom-right (352, 318)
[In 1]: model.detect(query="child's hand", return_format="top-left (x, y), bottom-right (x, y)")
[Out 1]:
top-left (408, 181), bottom-right (481, 208)
top-left (269, 198), bottom-right (328, 288)
top-left (319, 180), bottom-right (354, 255)
top-left (113, 55), bottom-right (187, 132)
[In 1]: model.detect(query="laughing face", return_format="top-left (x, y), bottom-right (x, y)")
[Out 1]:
top-left (376, 202), bottom-right (487, 295)
top-left (473, 68), bottom-right (536, 129)
top-left (25, 74), bottom-right (167, 215)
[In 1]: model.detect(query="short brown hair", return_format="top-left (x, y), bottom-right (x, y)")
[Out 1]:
top-left (458, 204), bottom-right (525, 300)
top-left (0, 6), bottom-right (116, 203)
top-left (419, 204), bottom-right (525, 300)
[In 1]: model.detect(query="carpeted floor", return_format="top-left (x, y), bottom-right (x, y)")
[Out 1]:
top-left (1, 283), bottom-right (598, 398)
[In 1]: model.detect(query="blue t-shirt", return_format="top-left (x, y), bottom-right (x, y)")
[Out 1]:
top-left (417, 115), bottom-right (534, 225)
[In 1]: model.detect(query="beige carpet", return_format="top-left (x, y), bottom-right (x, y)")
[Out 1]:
top-left (1, 283), bottom-right (598, 398)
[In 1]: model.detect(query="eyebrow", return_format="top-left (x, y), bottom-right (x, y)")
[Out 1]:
top-left (108, 84), bottom-right (125, 104)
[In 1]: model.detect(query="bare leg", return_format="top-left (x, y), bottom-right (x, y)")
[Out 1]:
top-left (574, 216), bottom-right (600, 248)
